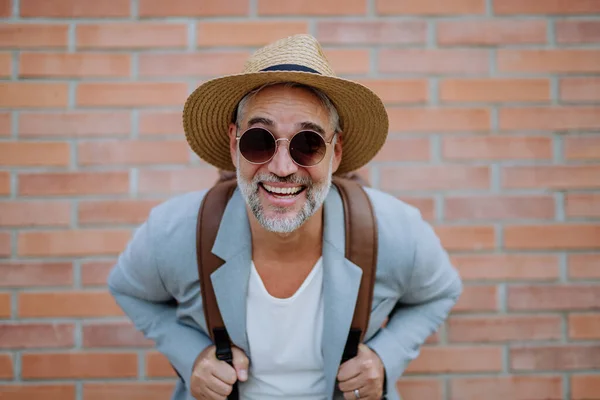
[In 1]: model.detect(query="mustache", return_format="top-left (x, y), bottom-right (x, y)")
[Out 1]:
top-left (253, 173), bottom-right (312, 186)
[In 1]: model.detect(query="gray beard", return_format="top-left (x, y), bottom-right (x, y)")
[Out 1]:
top-left (236, 155), bottom-right (333, 234)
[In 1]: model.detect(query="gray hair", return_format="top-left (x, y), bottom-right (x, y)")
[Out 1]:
top-left (234, 82), bottom-right (342, 134)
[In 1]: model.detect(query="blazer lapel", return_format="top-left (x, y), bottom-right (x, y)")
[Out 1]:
top-left (322, 186), bottom-right (363, 397)
top-left (209, 188), bottom-right (252, 356)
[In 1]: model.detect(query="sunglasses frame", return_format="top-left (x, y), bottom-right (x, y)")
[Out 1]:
top-left (236, 127), bottom-right (336, 167)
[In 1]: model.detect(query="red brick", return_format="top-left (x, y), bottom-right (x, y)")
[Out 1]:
top-left (0, 385), bottom-right (76, 400)
top-left (0, 354), bottom-right (13, 378)
top-left (83, 322), bottom-right (152, 348)
top-left (397, 379), bottom-right (443, 400)
top-left (398, 197), bottom-right (435, 221)
top-left (198, 22), bottom-right (309, 47)
top-left (20, 53), bottom-right (130, 78)
top-left (22, 352), bottom-right (137, 379)
top-left (0, 171), bottom-right (9, 196)
top-left (566, 193), bottom-right (600, 218)
top-left (509, 285), bottom-right (600, 311)
top-left (145, 352), bottom-right (177, 378)
top-left (317, 21), bottom-right (426, 45)
top-left (453, 285), bottom-right (498, 313)
top-left (450, 254), bottom-right (560, 282)
top-left (438, 20), bottom-right (547, 45)
top-left (388, 108), bottom-right (490, 133)
top-left (377, 0), bottom-right (485, 14)
top-left (81, 260), bottom-right (115, 286)
top-left (0, 0), bottom-right (10, 17)
top-left (138, 167), bottom-right (219, 194)
top-left (435, 225), bottom-right (496, 251)
top-left (258, 0), bottom-right (366, 15)
top-left (560, 77), bottom-right (600, 102)
top-left (18, 291), bottom-right (123, 318)
top-left (373, 138), bottom-right (430, 162)
top-left (0, 201), bottom-right (71, 227)
top-left (0, 112), bottom-right (11, 136)
top-left (569, 314), bottom-right (600, 340)
top-left (355, 79), bottom-right (428, 104)
top-left (406, 346), bottom-right (503, 374)
top-left (77, 23), bottom-right (188, 49)
top-left (569, 254), bottom-right (600, 279)
top-left (78, 140), bottom-right (189, 166)
top-left (0, 24), bottom-right (68, 48)
top-left (20, 0), bottom-right (130, 17)
top-left (448, 315), bottom-right (562, 343)
top-left (139, 0), bottom-right (248, 16)
top-left (0, 53), bottom-right (12, 77)
top-left (380, 165), bottom-right (490, 191)
top-left (443, 136), bottom-right (552, 160)
top-left (380, 49), bottom-right (488, 75)
top-left (0, 292), bottom-right (10, 318)
top-left (77, 82), bottom-right (188, 107)
top-left (18, 230), bottom-right (130, 257)
top-left (324, 49), bottom-right (370, 75)
top-left (0, 83), bottom-right (68, 108)
top-left (0, 232), bottom-right (10, 258)
top-left (0, 142), bottom-right (70, 167)
top-left (139, 52), bottom-right (249, 78)
top-left (0, 261), bottom-right (73, 287)
top-left (505, 224), bottom-right (600, 250)
top-left (572, 375), bottom-right (600, 400)
top-left (138, 111), bottom-right (183, 135)
top-left (19, 111), bottom-right (131, 137)
top-left (565, 136), bottom-right (600, 160)
top-left (501, 107), bottom-right (600, 131)
top-left (498, 50), bottom-right (600, 73)
top-left (440, 79), bottom-right (550, 103)
top-left (556, 20), bottom-right (600, 44)
top-left (0, 323), bottom-right (74, 349)
top-left (83, 382), bottom-right (176, 400)
top-left (19, 172), bottom-right (130, 196)
top-left (445, 195), bottom-right (554, 221)
top-left (511, 345), bottom-right (600, 371)
top-left (79, 200), bottom-right (160, 226)
top-left (450, 376), bottom-right (563, 400)
top-left (502, 166), bottom-right (600, 190)
top-left (495, 0), bottom-right (600, 15)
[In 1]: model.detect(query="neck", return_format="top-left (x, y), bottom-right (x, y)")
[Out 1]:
top-left (248, 207), bottom-right (324, 263)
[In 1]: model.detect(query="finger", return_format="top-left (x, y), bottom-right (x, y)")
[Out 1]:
top-left (206, 374), bottom-right (234, 397)
top-left (342, 386), bottom-right (369, 400)
top-left (337, 358), bottom-right (361, 382)
top-left (212, 359), bottom-right (237, 386)
top-left (231, 346), bottom-right (249, 382)
top-left (204, 384), bottom-right (228, 400)
top-left (338, 372), bottom-right (364, 392)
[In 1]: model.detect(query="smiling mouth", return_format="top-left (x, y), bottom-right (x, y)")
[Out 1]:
top-left (260, 183), bottom-right (306, 198)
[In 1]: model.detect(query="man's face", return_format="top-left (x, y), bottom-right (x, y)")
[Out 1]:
top-left (229, 84), bottom-right (342, 234)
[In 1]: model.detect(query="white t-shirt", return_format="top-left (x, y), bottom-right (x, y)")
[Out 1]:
top-left (239, 258), bottom-right (327, 400)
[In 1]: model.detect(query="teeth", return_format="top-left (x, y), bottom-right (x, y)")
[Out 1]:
top-left (263, 184), bottom-right (302, 195)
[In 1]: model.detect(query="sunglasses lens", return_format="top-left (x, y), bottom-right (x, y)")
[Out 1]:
top-left (290, 131), bottom-right (327, 166)
top-left (239, 128), bottom-right (275, 164)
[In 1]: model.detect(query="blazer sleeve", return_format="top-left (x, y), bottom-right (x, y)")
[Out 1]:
top-left (107, 209), bottom-right (213, 390)
top-left (365, 208), bottom-right (463, 395)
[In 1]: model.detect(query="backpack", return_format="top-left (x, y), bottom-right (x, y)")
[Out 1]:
top-left (195, 176), bottom-right (379, 399)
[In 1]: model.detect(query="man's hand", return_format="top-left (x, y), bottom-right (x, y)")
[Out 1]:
top-left (190, 345), bottom-right (249, 400)
top-left (337, 344), bottom-right (385, 400)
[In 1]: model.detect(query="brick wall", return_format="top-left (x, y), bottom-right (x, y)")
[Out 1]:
top-left (1, 0), bottom-right (599, 399)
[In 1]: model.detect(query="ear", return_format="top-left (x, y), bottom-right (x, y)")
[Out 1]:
top-left (331, 132), bottom-right (343, 173)
top-left (228, 122), bottom-right (238, 168)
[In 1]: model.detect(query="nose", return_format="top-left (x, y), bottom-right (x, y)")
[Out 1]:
top-left (267, 139), bottom-right (298, 177)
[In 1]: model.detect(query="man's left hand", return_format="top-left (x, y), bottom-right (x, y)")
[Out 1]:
top-left (337, 343), bottom-right (385, 400)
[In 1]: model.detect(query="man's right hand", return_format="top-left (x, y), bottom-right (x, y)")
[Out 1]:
top-left (190, 345), bottom-right (249, 400)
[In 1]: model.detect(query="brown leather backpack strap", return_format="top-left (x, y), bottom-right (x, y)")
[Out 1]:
top-left (196, 179), bottom-right (239, 399)
top-left (332, 176), bottom-right (378, 362)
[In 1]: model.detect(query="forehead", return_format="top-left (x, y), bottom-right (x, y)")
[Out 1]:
top-left (242, 84), bottom-right (330, 126)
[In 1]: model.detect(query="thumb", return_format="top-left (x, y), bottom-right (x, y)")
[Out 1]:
top-left (231, 346), bottom-right (249, 382)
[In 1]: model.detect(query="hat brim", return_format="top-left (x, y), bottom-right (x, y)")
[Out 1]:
top-left (182, 71), bottom-right (389, 175)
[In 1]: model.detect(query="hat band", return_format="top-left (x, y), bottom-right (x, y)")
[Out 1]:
top-left (260, 64), bottom-right (321, 74)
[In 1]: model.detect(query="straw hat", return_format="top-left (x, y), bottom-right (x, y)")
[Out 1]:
top-left (182, 34), bottom-right (389, 175)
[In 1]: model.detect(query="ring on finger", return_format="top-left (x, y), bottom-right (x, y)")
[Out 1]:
top-left (354, 388), bottom-right (360, 399)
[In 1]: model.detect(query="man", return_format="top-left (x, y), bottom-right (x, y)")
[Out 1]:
top-left (108, 34), bottom-right (462, 400)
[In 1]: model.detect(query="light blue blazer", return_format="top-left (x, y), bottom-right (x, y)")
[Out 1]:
top-left (108, 184), bottom-right (463, 400)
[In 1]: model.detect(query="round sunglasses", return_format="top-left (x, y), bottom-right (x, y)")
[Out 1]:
top-left (236, 127), bottom-right (336, 167)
